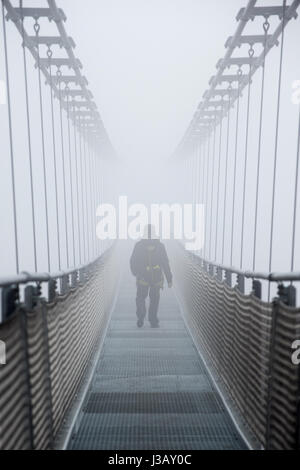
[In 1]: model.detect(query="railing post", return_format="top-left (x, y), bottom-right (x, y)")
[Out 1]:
top-left (237, 273), bottom-right (245, 294)
top-left (252, 279), bottom-right (262, 299)
top-left (225, 270), bottom-right (232, 287)
top-left (0, 285), bottom-right (19, 323)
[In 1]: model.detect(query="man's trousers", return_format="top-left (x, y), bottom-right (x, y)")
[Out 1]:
top-left (136, 283), bottom-right (161, 325)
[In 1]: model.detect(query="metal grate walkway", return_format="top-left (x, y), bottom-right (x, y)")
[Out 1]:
top-left (68, 272), bottom-right (247, 450)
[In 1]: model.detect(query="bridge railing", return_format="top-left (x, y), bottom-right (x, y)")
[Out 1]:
top-left (170, 242), bottom-right (300, 450)
top-left (0, 244), bottom-right (119, 450)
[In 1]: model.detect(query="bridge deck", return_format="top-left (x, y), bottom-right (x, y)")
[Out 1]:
top-left (68, 274), bottom-right (246, 450)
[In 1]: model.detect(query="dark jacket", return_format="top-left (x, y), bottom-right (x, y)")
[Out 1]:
top-left (130, 239), bottom-right (172, 286)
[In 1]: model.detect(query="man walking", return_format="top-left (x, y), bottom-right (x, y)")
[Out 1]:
top-left (130, 225), bottom-right (173, 328)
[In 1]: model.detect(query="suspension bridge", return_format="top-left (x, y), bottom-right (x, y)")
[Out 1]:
top-left (0, 0), bottom-right (300, 451)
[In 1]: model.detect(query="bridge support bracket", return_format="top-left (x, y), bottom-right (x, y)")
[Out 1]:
top-left (277, 283), bottom-right (296, 307)
top-left (24, 284), bottom-right (42, 310)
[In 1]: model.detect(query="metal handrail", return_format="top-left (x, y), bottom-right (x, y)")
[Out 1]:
top-left (0, 249), bottom-right (111, 288)
top-left (183, 245), bottom-right (300, 282)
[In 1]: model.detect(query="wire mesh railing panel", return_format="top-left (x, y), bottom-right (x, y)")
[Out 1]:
top-left (26, 306), bottom-right (53, 449)
top-left (0, 246), bottom-right (119, 449)
top-left (170, 242), bottom-right (300, 450)
top-left (0, 312), bottom-right (32, 449)
top-left (268, 301), bottom-right (300, 449)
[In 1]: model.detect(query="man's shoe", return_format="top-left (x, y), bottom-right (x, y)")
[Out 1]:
top-left (137, 319), bottom-right (144, 328)
top-left (150, 321), bottom-right (159, 328)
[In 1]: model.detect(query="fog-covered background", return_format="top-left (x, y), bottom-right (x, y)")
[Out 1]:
top-left (0, 0), bottom-right (300, 291)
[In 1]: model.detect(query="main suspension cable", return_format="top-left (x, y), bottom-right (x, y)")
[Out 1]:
top-left (221, 86), bottom-right (232, 264)
top-left (65, 87), bottom-right (76, 267)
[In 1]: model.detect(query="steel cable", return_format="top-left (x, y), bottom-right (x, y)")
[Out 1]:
top-left (2, 1), bottom-right (19, 273)
top-left (253, 20), bottom-right (270, 272)
top-left (78, 116), bottom-right (87, 262)
top-left (221, 87), bottom-right (232, 263)
top-left (91, 142), bottom-right (98, 257)
top-left (34, 21), bottom-right (51, 272)
top-left (47, 49), bottom-right (61, 270)
top-left (204, 133), bottom-right (211, 258)
top-left (82, 125), bottom-right (90, 261)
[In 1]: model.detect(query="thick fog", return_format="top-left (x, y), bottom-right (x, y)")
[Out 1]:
top-left (0, 0), bottom-right (300, 293)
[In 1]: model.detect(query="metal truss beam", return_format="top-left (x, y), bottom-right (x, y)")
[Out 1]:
top-left (176, 0), bottom-right (300, 157)
top-left (3, 0), bottom-right (114, 157)
top-left (236, 5), bottom-right (298, 21)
